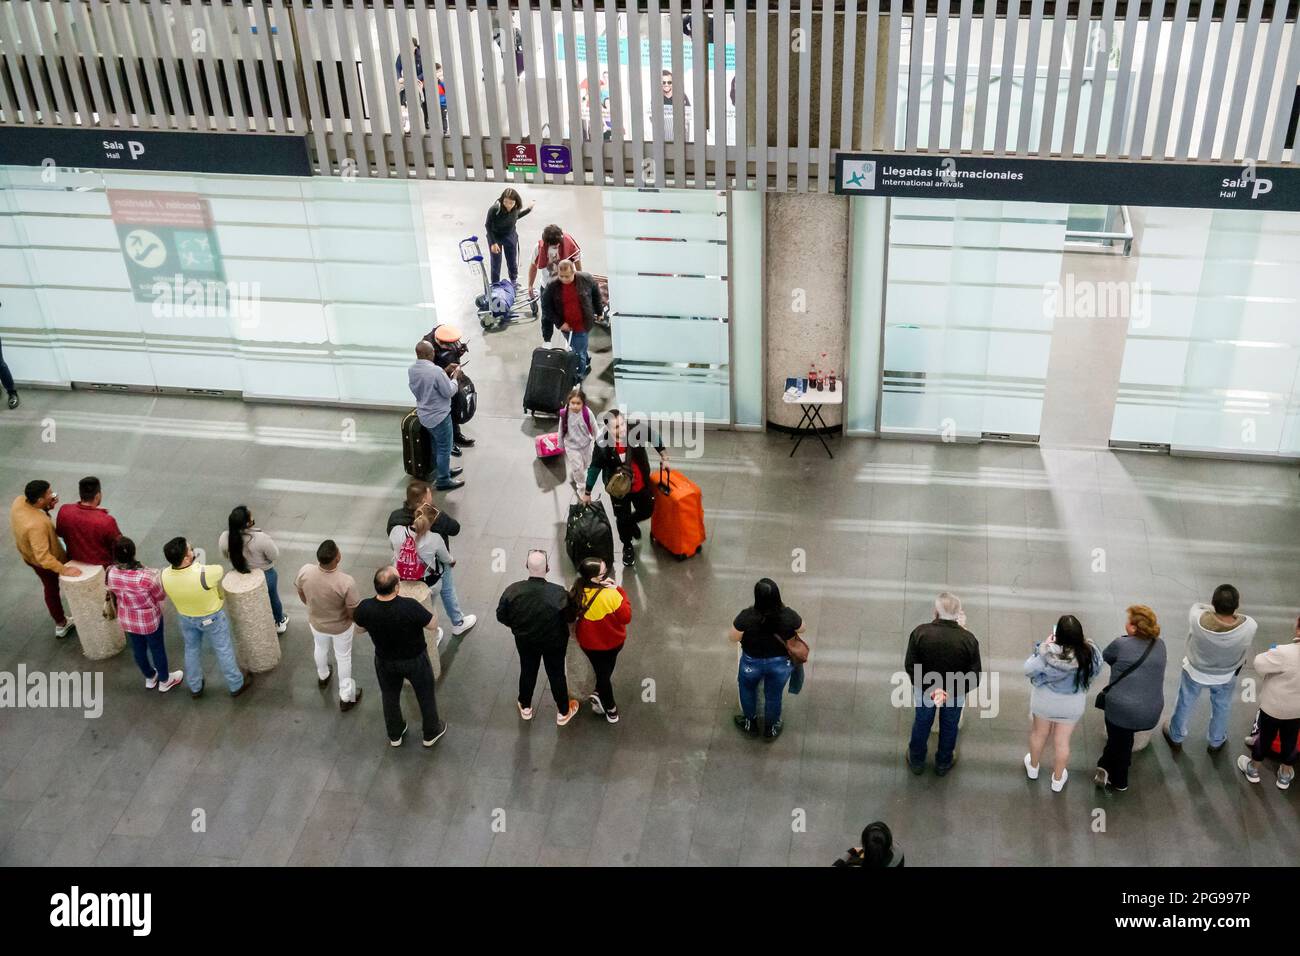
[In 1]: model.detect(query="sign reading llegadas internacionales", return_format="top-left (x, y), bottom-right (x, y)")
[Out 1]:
top-left (835, 153), bottom-right (1300, 213)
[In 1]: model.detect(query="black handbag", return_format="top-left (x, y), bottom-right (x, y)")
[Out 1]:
top-left (1094, 639), bottom-right (1155, 711)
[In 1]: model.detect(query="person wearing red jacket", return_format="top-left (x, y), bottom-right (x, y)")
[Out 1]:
top-left (55, 476), bottom-right (123, 567)
top-left (570, 556), bottom-right (631, 724)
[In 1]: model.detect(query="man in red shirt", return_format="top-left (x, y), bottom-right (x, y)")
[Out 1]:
top-left (526, 224), bottom-right (582, 301)
top-left (56, 476), bottom-right (123, 566)
top-left (539, 259), bottom-right (602, 383)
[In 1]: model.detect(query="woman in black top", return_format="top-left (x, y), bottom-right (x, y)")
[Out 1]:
top-left (729, 578), bottom-right (804, 740)
top-left (484, 187), bottom-right (535, 286)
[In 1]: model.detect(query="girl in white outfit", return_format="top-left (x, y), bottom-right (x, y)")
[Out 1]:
top-left (559, 386), bottom-right (596, 492)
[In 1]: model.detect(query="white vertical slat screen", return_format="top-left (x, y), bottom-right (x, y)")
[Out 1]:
top-left (0, 0), bottom-right (1295, 193)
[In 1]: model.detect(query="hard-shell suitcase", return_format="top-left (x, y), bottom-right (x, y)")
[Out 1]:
top-left (524, 344), bottom-right (580, 416)
top-left (401, 409), bottom-right (431, 479)
top-left (566, 501), bottom-right (614, 570)
top-left (649, 464), bottom-right (705, 559)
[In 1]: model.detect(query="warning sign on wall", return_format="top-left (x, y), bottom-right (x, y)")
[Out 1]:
top-left (107, 190), bottom-right (226, 303)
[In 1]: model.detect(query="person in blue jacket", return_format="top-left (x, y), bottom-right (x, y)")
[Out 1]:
top-left (1023, 614), bottom-right (1102, 792)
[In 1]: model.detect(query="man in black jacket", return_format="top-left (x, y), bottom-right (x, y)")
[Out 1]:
top-left (539, 260), bottom-right (601, 382)
top-left (496, 550), bottom-right (579, 725)
top-left (386, 480), bottom-right (476, 637)
top-left (580, 409), bottom-right (667, 568)
top-left (903, 592), bottom-right (982, 777)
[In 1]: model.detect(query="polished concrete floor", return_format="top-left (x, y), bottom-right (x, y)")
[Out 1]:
top-left (1, 366), bottom-right (1298, 866)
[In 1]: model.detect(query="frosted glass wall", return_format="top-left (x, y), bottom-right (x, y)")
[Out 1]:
top-left (0, 165), bottom-right (433, 407)
top-left (881, 198), bottom-right (1068, 439)
top-left (1111, 208), bottom-right (1300, 458)
top-left (602, 187), bottom-right (730, 423)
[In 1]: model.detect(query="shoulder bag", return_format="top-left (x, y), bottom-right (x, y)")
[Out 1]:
top-left (1094, 639), bottom-right (1155, 711)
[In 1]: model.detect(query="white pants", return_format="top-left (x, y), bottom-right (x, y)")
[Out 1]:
top-left (312, 624), bottom-right (355, 702)
top-left (566, 444), bottom-right (593, 491)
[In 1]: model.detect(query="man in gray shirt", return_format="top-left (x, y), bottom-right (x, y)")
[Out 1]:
top-left (408, 340), bottom-right (464, 490)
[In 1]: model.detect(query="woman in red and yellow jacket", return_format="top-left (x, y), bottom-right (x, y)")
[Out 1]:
top-left (570, 556), bottom-right (631, 723)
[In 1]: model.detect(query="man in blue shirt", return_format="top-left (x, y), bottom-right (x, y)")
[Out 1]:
top-left (408, 341), bottom-right (463, 490)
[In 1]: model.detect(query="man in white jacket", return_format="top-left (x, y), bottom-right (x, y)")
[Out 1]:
top-left (1163, 584), bottom-right (1257, 754)
top-left (1237, 616), bottom-right (1300, 790)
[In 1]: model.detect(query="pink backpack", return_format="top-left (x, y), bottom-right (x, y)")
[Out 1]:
top-left (395, 530), bottom-right (428, 581)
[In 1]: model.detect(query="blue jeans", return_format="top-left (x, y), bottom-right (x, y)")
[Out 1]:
top-left (426, 414), bottom-right (454, 486)
top-left (737, 652), bottom-right (792, 725)
top-left (1168, 669), bottom-right (1236, 747)
top-left (126, 622), bottom-right (169, 681)
top-left (263, 565), bottom-right (285, 624)
top-left (489, 230), bottom-right (518, 284)
top-left (568, 330), bottom-right (590, 381)
top-left (438, 563), bottom-right (464, 626)
top-left (909, 691), bottom-right (963, 769)
top-left (178, 609), bottom-right (243, 693)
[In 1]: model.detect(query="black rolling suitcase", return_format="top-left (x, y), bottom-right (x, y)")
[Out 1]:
top-left (566, 501), bottom-right (615, 570)
top-left (401, 409), bottom-right (432, 479)
top-left (523, 344), bottom-right (579, 416)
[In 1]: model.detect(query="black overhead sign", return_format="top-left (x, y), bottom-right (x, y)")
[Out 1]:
top-left (834, 153), bottom-right (1300, 213)
top-left (0, 126), bottom-right (312, 178)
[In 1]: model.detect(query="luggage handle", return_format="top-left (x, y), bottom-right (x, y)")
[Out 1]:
top-left (459, 236), bottom-right (483, 263)
top-left (657, 461), bottom-right (672, 495)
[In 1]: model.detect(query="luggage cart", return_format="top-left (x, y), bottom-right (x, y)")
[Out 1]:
top-left (461, 236), bottom-right (537, 331)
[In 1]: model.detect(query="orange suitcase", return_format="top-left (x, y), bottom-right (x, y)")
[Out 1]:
top-left (650, 464), bottom-right (705, 559)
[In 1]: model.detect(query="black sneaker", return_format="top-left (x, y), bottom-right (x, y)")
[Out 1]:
top-left (455, 434), bottom-right (476, 447)
top-left (631, 523), bottom-right (642, 540)
top-left (435, 478), bottom-right (465, 491)
top-left (6, 392), bottom-right (17, 410)
top-left (1162, 723), bottom-right (1182, 753)
top-left (190, 681), bottom-right (205, 700)
top-left (733, 714), bottom-right (759, 736)
top-left (763, 720), bottom-right (784, 740)
top-left (622, 543), bottom-right (635, 567)
top-left (935, 755), bottom-right (957, 777)
top-left (904, 751), bottom-right (925, 775)
top-left (423, 721), bottom-right (449, 748)
top-left (390, 723), bottom-right (409, 747)
top-left (450, 445), bottom-right (463, 457)
top-left (449, 467), bottom-right (463, 478)
top-left (230, 671), bottom-right (254, 697)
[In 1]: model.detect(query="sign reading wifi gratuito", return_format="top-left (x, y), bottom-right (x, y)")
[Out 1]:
top-left (835, 153), bottom-right (1300, 212)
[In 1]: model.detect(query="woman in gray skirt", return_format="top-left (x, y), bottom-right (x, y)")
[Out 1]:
top-left (1024, 614), bottom-right (1102, 792)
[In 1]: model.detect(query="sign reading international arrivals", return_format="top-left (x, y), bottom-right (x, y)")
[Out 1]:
top-left (834, 153), bottom-right (1300, 213)
top-left (107, 190), bottom-right (225, 303)
top-left (506, 142), bottom-right (539, 173)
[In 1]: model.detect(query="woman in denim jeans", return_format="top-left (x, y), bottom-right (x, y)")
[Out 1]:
top-left (219, 505), bottom-right (288, 634)
top-left (105, 536), bottom-right (183, 693)
top-left (730, 578), bottom-right (804, 741)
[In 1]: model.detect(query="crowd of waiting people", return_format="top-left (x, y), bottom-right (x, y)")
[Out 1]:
top-left (11, 472), bottom-right (1298, 797)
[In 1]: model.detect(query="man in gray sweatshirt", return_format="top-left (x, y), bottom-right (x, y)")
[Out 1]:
top-left (408, 341), bottom-right (463, 491)
top-left (1163, 584), bottom-right (1257, 754)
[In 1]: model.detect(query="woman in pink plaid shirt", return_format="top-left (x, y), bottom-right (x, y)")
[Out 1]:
top-left (105, 537), bottom-right (183, 693)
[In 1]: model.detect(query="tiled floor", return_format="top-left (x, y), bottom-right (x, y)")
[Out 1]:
top-left (1, 358), bottom-right (1298, 865)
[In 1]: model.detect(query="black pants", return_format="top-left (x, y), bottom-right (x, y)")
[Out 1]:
top-left (374, 651), bottom-right (440, 742)
top-left (611, 488), bottom-right (654, 545)
top-left (1253, 709), bottom-right (1300, 763)
top-left (583, 644), bottom-right (622, 713)
top-left (0, 337), bottom-right (15, 395)
top-left (1098, 718), bottom-right (1136, 789)
top-left (516, 636), bottom-right (569, 713)
top-left (489, 230), bottom-right (519, 284)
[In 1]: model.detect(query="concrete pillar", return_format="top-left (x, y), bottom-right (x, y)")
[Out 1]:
top-left (221, 569), bottom-right (281, 673)
top-left (764, 191), bottom-right (851, 428)
top-left (397, 580), bottom-right (442, 678)
top-left (60, 561), bottom-right (124, 661)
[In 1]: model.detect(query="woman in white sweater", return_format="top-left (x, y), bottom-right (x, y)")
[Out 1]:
top-left (1238, 614), bottom-right (1300, 790)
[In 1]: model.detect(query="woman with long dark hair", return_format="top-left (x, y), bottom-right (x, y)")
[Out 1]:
top-left (218, 505), bottom-right (288, 634)
top-left (729, 578), bottom-right (805, 740)
top-left (1023, 614), bottom-right (1102, 791)
top-left (105, 536), bottom-right (183, 692)
top-left (569, 556), bottom-right (630, 724)
top-left (483, 187), bottom-right (535, 286)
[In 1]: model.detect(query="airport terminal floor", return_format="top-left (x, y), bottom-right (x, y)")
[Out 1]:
top-left (1, 367), bottom-right (1297, 867)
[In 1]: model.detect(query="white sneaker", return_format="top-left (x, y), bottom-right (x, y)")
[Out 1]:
top-left (516, 700), bottom-right (533, 721)
top-left (452, 614), bottom-right (477, 637)
top-left (1051, 769), bottom-right (1068, 792)
top-left (1023, 753), bottom-right (1039, 780)
top-left (275, 617), bottom-right (289, 635)
top-left (588, 693), bottom-right (605, 715)
top-left (556, 699), bottom-right (579, 726)
top-left (145, 674), bottom-right (159, 690)
top-left (435, 626), bottom-right (445, 648)
top-left (54, 620), bottom-right (75, 638)
top-left (158, 671), bottom-right (184, 693)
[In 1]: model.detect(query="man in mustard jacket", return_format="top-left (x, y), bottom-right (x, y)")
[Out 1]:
top-left (10, 479), bottom-right (81, 637)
